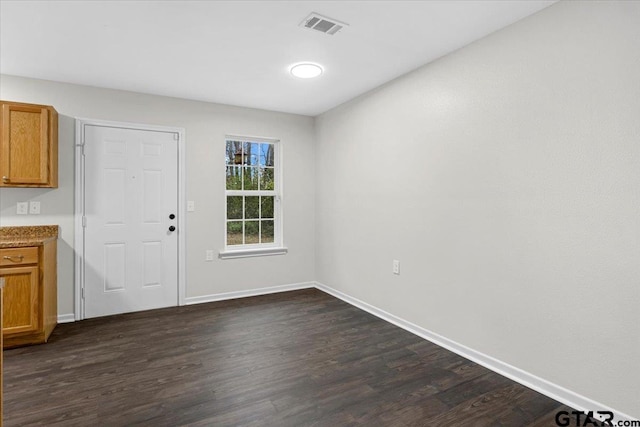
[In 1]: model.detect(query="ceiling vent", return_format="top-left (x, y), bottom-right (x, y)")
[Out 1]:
top-left (300, 12), bottom-right (348, 36)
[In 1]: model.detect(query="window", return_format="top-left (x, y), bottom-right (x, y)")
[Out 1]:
top-left (222, 136), bottom-right (285, 258)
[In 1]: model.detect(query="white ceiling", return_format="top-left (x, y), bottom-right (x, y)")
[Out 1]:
top-left (0, 1), bottom-right (556, 116)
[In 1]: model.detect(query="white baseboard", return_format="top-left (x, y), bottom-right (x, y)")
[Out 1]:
top-left (57, 313), bottom-right (76, 323)
top-left (314, 282), bottom-right (635, 423)
top-left (54, 283), bottom-right (315, 322)
top-left (184, 282), bottom-right (316, 305)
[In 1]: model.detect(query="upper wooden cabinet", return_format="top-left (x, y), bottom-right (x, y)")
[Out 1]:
top-left (0, 100), bottom-right (58, 188)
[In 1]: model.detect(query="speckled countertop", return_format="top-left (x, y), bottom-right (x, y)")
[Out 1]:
top-left (0, 225), bottom-right (59, 248)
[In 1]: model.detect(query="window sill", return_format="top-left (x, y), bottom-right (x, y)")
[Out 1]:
top-left (219, 247), bottom-right (288, 260)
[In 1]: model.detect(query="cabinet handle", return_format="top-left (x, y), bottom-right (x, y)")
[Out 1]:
top-left (3, 255), bottom-right (24, 262)
top-left (2, 176), bottom-right (9, 182)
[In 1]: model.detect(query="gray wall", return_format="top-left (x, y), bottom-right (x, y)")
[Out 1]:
top-left (0, 75), bottom-right (316, 316)
top-left (315, 0), bottom-right (639, 418)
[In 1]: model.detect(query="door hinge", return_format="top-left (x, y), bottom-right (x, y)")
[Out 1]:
top-left (173, 133), bottom-right (179, 141)
top-left (81, 287), bottom-right (85, 299)
top-left (82, 216), bottom-right (87, 227)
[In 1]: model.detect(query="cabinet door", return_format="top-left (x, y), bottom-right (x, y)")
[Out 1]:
top-left (0, 102), bottom-right (50, 186)
top-left (1, 266), bottom-right (39, 336)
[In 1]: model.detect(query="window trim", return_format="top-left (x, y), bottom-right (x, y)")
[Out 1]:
top-left (219, 246), bottom-right (288, 260)
top-left (220, 135), bottom-right (285, 258)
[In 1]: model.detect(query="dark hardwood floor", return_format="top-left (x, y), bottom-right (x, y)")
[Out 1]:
top-left (4, 289), bottom-right (592, 426)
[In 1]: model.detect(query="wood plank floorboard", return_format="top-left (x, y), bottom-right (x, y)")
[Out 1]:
top-left (3, 289), bottom-right (598, 426)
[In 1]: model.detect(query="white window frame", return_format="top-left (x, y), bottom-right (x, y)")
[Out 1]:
top-left (219, 135), bottom-right (287, 259)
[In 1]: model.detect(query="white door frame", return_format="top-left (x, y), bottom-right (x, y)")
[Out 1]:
top-left (74, 118), bottom-right (187, 321)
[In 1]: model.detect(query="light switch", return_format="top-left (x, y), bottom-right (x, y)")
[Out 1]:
top-left (187, 201), bottom-right (195, 212)
top-left (17, 202), bottom-right (28, 215)
top-left (29, 201), bottom-right (41, 214)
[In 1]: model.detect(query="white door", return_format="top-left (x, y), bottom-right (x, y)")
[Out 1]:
top-left (83, 124), bottom-right (178, 318)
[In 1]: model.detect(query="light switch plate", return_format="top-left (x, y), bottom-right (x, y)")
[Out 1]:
top-left (393, 260), bottom-right (400, 275)
top-left (205, 250), bottom-right (214, 261)
top-left (187, 201), bottom-right (195, 212)
top-left (17, 202), bottom-right (28, 215)
top-left (29, 201), bottom-right (41, 214)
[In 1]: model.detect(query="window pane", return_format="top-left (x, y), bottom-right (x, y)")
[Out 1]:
top-left (225, 138), bottom-right (279, 248)
top-left (243, 142), bottom-right (260, 166)
top-left (260, 167), bottom-right (274, 190)
top-left (227, 221), bottom-right (243, 245)
top-left (227, 196), bottom-right (243, 219)
top-left (259, 143), bottom-right (275, 167)
top-left (245, 196), bottom-right (259, 219)
top-left (226, 166), bottom-right (242, 190)
top-left (243, 167), bottom-right (259, 190)
top-left (245, 221), bottom-right (259, 244)
top-left (226, 140), bottom-right (243, 165)
top-left (261, 220), bottom-right (274, 243)
top-left (261, 196), bottom-right (274, 218)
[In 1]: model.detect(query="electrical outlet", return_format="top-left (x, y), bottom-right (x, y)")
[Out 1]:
top-left (16, 202), bottom-right (28, 215)
top-left (187, 201), bottom-right (195, 212)
top-left (29, 201), bottom-right (41, 214)
top-left (393, 260), bottom-right (400, 275)
top-left (205, 249), bottom-right (214, 261)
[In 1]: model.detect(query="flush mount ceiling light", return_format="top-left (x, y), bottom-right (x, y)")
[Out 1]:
top-left (289, 63), bottom-right (323, 79)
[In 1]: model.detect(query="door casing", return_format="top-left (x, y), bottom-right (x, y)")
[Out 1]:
top-left (74, 118), bottom-right (186, 320)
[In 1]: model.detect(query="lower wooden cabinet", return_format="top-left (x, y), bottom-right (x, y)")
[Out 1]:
top-left (1, 277), bottom-right (4, 424)
top-left (0, 240), bottom-right (57, 348)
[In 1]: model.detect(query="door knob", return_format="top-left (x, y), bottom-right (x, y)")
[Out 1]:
top-left (169, 214), bottom-right (176, 220)
top-left (168, 225), bottom-right (176, 232)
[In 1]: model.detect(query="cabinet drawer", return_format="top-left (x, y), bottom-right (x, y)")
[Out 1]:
top-left (0, 247), bottom-right (38, 266)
